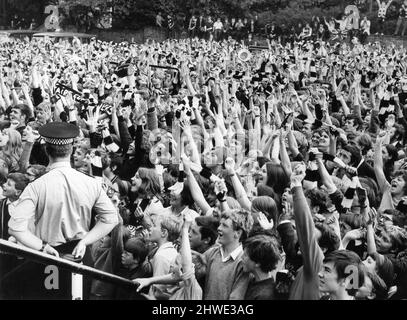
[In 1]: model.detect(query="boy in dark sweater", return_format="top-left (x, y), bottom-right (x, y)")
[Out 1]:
top-left (203, 209), bottom-right (253, 300)
top-left (242, 234), bottom-right (281, 300)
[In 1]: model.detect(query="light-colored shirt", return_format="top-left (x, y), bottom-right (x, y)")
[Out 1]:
top-left (361, 19), bottom-right (371, 34)
top-left (8, 162), bottom-right (118, 246)
top-left (150, 241), bottom-right (179, 298)
top-left (214, 21), bottom-right (223, 30)
top-left (220, 244), bottom-right (243, 262)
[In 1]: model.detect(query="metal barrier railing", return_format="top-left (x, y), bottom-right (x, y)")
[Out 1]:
top-left (0, 239), bottom-right (140, 299)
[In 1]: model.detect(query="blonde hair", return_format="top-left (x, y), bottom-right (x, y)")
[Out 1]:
top-left (2, 129), bottom-right (23, 170)
top-left (221, 209), bottom-right (254, 242)
top-left (159, 215), bottom-right (182, 243)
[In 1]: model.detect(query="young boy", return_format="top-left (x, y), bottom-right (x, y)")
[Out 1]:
top-left (146, 215), bottom-right (182, 299)
top-left (318, 250), bottom-right (366, 300)
top-left (115, 237), bottom-right (150, 299)
top-left (1, 173), bottom-right (29, 240)
top-left (0, 173), bottom-right (29, 299)
top-left (242, 234), bottom-right (282, 300)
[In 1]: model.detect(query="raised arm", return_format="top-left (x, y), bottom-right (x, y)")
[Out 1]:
top-left (369, 88), bottom-right (380, 135)
top-left (279, 129), bottom-right (292, 179)
top-left (289, 163), bottom-right (324, 281)
top-left (225, 157), bottom-right (252, 211)
top-left (180, 121), bottom-right (201, 166)
top-left (182, 155), bottom-right (212, 215)
top-left (21, 82), bottom-right (34, 114)
top-left (180, 212), bottom-right (196, 282)
top-left (336, 93), bottom-right (350, 117)
top-left (373, 136), bottom-right (389, 192)
top-left (0, 71), bottom-right (11, 108)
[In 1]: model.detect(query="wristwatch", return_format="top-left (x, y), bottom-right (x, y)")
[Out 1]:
top-left (40, 240), bottom-right (48, 252)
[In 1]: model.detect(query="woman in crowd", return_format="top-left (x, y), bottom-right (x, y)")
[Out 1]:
top-left (0, 129), bottom-right (23, 173)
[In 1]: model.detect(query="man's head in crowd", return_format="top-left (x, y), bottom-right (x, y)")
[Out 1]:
top-left (305, 189), bottom-right (330, 216)
top-left (189, 216), bottom-right (219, 253)
top-left (9, 104), bottom-right (32, 126)
top-left (218, 209), bottom-right (254, 247)
top-left (319, 250), bottom-right (365, 299)
top-left (149, 215), bottom-right (182, 246)
top-left (337, 144), bottom-right (362, 167)
top-left (314, 222), bottom-right (341, 255)
top-left (2, 172), bottom-right (29, 202)
top-left (343, 115), bottom-right (359, 134)
top-left (242, 234), bottom-right (281, 275)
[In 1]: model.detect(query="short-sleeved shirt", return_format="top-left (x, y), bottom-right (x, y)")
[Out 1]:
top-left (8, 161), bottom-right (118, 246)
top-left (149, 242), bottom-right (179, 299)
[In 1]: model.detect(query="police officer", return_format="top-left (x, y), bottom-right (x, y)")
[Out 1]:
top-left (7, 122), bottom-right (119, 299)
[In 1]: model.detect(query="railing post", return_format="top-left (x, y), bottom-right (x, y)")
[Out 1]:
top-left (71, 266), bottom-right (83, 300)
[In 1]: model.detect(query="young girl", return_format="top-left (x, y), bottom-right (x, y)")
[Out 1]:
top-left (0, 129), bottom-right (23, 173)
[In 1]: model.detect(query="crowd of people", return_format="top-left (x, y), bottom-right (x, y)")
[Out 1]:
top-left (154, 0), bottom-right (407, 43)
top-left (0, 27), bottom-right (407, 301)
